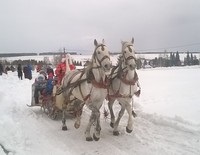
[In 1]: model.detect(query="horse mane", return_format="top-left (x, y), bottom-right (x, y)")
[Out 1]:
top-left (83, 57), bottom-right (94, 82)
top-left (84, 59), bottom-right (93, 74)
top-left (117, 55), bottom-right (122, 64)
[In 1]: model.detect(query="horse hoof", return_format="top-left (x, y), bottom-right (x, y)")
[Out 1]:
top-left (86, 137), bottom-right (93, 141)
top-left (110, 122), bottom-right (114, 128)
top-left (74, 123), bottom-right (80, 129)
top-left (93, 133), bottom-right (100, 141)
top-left (132, 111), bottom-right (137, 117)
top-left (62, 126), bottom-right (68, 131)
top-left (51, 114), bottom-right (57, 120)
top-left (126, 127), bottom-right (132, 133)
top-left (113, 131), bottom-right (119, 136)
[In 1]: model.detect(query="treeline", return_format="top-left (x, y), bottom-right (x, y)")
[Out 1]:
top-left (136, 51), bottom-right (200, 69)
top-left (0, 53), bottom-right (37, 57)
top-left (39, 52), bottom-right (77, 55)
top-left (1, 59), bottom-right (48, 66)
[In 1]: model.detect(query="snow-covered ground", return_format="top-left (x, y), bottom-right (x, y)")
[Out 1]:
top-left (0, 55), bottom-right (200, 155)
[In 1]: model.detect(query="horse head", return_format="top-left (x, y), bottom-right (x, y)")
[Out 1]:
top-left (121, 38), bottom-right (137, 71)
top-left (92, 39), bottom-right (112, 75)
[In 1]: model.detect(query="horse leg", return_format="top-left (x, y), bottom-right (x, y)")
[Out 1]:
top-left (74, 100), bottom-right (84, 129)
top-left (85, 110), bottom-right (97, 141)
top-left (74, 115), bottom-right (81, 129)
top-left (125, 103), bottom-right (134, 133)
top-left (132, 110), bottom-right (137, 117)
top-left (113, 104), bottom-right (125, 136)
top-left (74, 104), bottom-right (84, 129)
top-left (93, 109), bottom-right (101, 141)
top-left (62, 105), bottom-right (68, 130)
top-left (108, 99), bottom-right (115, 128)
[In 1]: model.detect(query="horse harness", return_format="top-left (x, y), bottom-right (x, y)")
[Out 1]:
top-left (56, 44), bottom-right (111, 103)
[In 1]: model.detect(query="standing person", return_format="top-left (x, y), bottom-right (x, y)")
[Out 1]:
top-left (27, 64), bottom-right (32, 80)
top-left (11, 65), bottom-right (15, 72)
top-left (0, 62), bottom-right (3, 76)
top-left (17, 64), bottom-right (23, 80)
top-left (23, 65), bottom-right (28, 79)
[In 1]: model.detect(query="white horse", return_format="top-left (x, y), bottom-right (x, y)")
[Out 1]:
top-left (61, 39), bottom-right (112, 141)
top-left (107, 38), bottom-right (141, 135)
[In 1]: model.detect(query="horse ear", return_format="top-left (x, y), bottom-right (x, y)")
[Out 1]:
top-left (102, 39), bottom-right (105, 44)
top-left (131, 37), bottom-right (134, 44)
top-left (94, 39), bottom-right (98, 46)
top-left (121, 40), bottom-right (126, 45)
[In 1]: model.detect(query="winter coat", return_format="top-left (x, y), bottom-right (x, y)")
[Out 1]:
top-left (55, 62), bottom-right (75, 85)
top-left (23, 66), bottom-right (28, 78)
top-left (27, 65), bottom-right (32, 80)
top-left (45, 79), bottom-right (53, 95)
top-left (55, 62), bottom-right (66, 85)
top-left (0, 63), bottom-right (3, 75)
top-left (17, 64), bottom-right (23, 77)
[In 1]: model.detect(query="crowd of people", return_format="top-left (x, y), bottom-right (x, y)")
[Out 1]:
top-left (0, 62), bottom-right (33, 80)
top-left (0, 63), bottom-right (16, 75)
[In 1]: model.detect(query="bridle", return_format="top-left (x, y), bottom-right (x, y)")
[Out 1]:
top-left (93, 44), bottom-right (110, 68)
top-left (122, 45), bottom-right (137, 66)
top-left (107, 44), bottom-right (138, 100)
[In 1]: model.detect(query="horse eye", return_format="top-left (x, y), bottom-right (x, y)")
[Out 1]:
top-left (98, 51), bottom-right (100, 54)
top-left (124, 51), bottom-right (126, 53)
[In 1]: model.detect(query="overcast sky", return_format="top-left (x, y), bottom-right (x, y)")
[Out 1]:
top-left (0, 0), bottom-right (200, 54)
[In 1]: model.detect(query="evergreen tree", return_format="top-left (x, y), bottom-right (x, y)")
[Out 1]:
top-left (175, 51), bottom-right (181, 66)
top-left (190, 53), bottom-right (193, 65)
top-left (172, 53), bottom-right (175, 66)
top-left (186, 51), bottom-right (190, 65)
top-left (136, 58), bottom-right (142, 69)
top-left (170, 52), bottom-right (173, 66)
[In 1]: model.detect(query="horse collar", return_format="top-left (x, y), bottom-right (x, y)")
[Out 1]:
top-left (119, 70), bottom-right (138, 85)
top-left (91, 76), bottom-right (110, 89)
top-left (87, 69), bottom-right (109, 89)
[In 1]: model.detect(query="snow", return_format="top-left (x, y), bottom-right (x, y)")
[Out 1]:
top-left (0, 55), bottom-right (200, 155)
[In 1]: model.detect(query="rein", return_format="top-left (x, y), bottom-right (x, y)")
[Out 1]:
top-left (93, 44), bottom-right (110, 67)
top-left (57, 67), bottom-right (110, 103)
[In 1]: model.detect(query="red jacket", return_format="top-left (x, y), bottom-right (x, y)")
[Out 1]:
top-left (55, 62), bottom-right (75, 85)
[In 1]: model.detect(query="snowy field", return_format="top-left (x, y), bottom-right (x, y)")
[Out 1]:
top-left (0, 55), bottom-right (200, 155)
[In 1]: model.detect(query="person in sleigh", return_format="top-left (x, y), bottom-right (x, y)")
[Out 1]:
top-left (55, 54), bottom-right (75, 85)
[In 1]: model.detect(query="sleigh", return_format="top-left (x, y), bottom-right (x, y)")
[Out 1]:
top-left (49, 85), bottom-right (84, 120)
